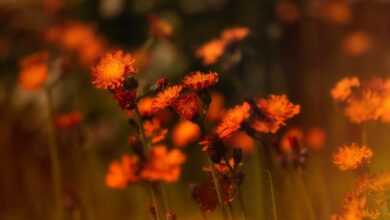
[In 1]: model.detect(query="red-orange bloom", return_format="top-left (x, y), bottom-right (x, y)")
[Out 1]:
top-left (141, 145), bottom-right (186, 182)
top-left (196, 39), bottom-right (226, 66)
top-left (344, 90), bottom-right (382, 123)
top-left (342, 32), bottom-right (371, 57)
top-left (152, 85), bottom-right (183, 113)
top-left (216, 102), bottom-right (251, 139)
top-left (55, 111), bottom-right (82, 129)
top-left (333, 143), bottom-right (373, 171)
top-left (225, 131), bottom-right (255, 153)
top-left (206, 92), bottom-right (225, 121)
top-left (137, 97), bottom-right (154, 117)
top-left (143, 118), bottom-right (167, 144)
top-left (280, 128), bottom-right (304, 153)
top-left (148, 15), bottom-right (173, 38)
top-left (221, 27), bottom-right (250, 43)
top-left (182, 71), bottom-right (219, 90)
top-left (91, 50), bottom-right (136, 89)
top-left (173, 92), bottom-right (201, 120)
top-left (331, 77), bottom-right (360, 102)
top-left (172, 120), bottom-right (201, 147)
top-left (18, 52), bottom-right (49, 90)
top-left (251, 95), bottom-right (300, 133)
top-left (305, 127), bottom-right (326, 151)
top-left (105, 154), bottom-right (139, 189)
top-left (319, 0), bottom-right (351, 25)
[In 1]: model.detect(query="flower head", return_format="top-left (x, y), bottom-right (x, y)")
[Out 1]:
top-left (344, 90), bottom-right (382, 123)
top-left (137, 97), bottom-right (154, 117)
top-left (331, 77), bottom-right (360, 102)
top-left (251, 95), bottom-right (300, 133)
top-left (173, 92), bottom-right (201, 120)
top-left (225, 131), bottom-right (255, 153)
top-left (141, 145), bottom-right (186, 182)
top-left (196, 39), bottom-right (226, 65)
top-left (91, 50), bottom-right (136, 89)
top-left (305, 127), bottom-right (326, 151)
top-left (207, 92), bottom-right (225, 121)
top-left (172, 120), bottom-right (201, 147)
top-left (221, 27), bottom-right (250, 42)
top-left (216, 102), bottom-right (251, 139)
top-left (152, 85), bottom-right (183, 113)
top-left (182, 71), bottom-right (219, 90)
top-left (143, 118), bottom-right (167, 144)
top-left (342, 32), bottom-right (371, 57)
top-left (55, 111), bottom-right (82, 129)
top-left (105, 154), bottom-right (139, 189)
top-left (18, 51), bottom-right (49, 90)
top-left (148, 15), bottom-right (173, 38)
top-left (333, 143), bottom-right (373, 171)
top-left (280, 127), bottom-right (304, 153)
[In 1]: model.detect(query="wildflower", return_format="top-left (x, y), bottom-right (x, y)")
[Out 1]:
top-left (141, 145), bottom-right (186, 182)
top-left (333, 143), bottom-right (373, 171)
top-left (319, 0), bottom-right (351, 25)
top-left (221, 27), bottom-right (250, 43)
top-left (143, 118), bottom-right (167, 144)
top-left (280, 128), bottom-right (304, 153)
top-left (92, 50), bottom-right (136, 90)
top-left (216, 102), bottom-right (251, 139)
top-left (250, 95), bottom-right (300, 133)
top-left (18, 51), bottom-right (49, 90)
top-left (182, 71), bottom-right (219, 91)
top-left (206, 92), bottom-right (225, 121)
top-left (151, 85), bottom-right (183, 113)
top-left (172, 120), bottom-right (201, 147)
top-left (331, 77), bottom-right (360, 102)
top-left (148, 15), bottom-right (173, 38)
top-left (196, 39), bottom-right (226, 65)
top-left (172, 92), bottom-right (201, 120)
top-left (112, 88), bottom-right (137, 110)
top-left (137, 97), bottom-right (154, 117)
top-left (305, 127), bottom-right (326, 150)
top-left (106, 154), bottom-right (139, 189)
top-left (225, 131), bottom-right (255, 153)
top-left (342, 32), bottom-right (371, 57)
top-left (55, 111), bottom-right (82, 129)
top-left (344, 90), bottom-right (382, 123)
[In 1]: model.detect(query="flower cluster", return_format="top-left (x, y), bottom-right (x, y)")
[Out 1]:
top-left (196, 27), bottom-right (250, 65)
top-left (333, 143), bottom-right (373, 171)
top-left (331, 77), bottom-right (390, 123)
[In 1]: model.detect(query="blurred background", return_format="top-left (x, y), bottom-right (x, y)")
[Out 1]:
top-left (1, 0), bottom-right (390, 219)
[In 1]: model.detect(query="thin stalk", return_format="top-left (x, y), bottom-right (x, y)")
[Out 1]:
top-left (206, 157), bottom-right (230, 220)
top-left (265, 170), bottom-right (278, 220)
top-left (44, 88), bottom-right (64, 220)
top-left (150, 184), bottom-right (162, 220)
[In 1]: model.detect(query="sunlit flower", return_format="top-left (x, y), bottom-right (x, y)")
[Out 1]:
top-left (275, 1), bottom-right (300, 24)
top-left (152, 85), bottom-right (183, 113)
top-left (331, 77), bottom-right (360, 102)
top-left (106, 154), bottom-right (139, 189)
top-left (280, 128), bottom-right (304, 153)
top-left (305, 127), bottom-right (326, 150)
top-left (331, 193), bottom-right (367, 220)
top-left (251, 95), bottom-right (300, 133)
top-left (91, 50), bottom-right (136, 89)
top-left (344, 90), bottom-right (382, 123)
top-left (141, 145), bottom-right (186, 182)
top-left (182, 71), bottom-right (219, 90)
top-left (221, 27), bottom-right (250, 42)
top-left (333, 143), bottom-right (373, 171)
top-left (78, 37), bottom-right (106, 65)
top-left (148, 15), bottom-right (173, 38)
top-left (172, 120), bottom-right (201, 147)
top-left (18, 51), bottom-right (49, 90)
top-left (173, 92), bottom-right (201, 120)
top-left (55, 111), bottom-right (82, 129)
top-left (225, 131), bottom-right (255, 153)
top-left (137, 97), bottom-right (154, 117)
top-left (342, 32), bottom-right (371, 57)
top-left (196, 39), bottom-right (226, 65)
top-left (216, 102), bottom-right (251, 139)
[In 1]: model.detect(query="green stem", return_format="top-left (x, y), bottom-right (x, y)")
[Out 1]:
top-left (45, 88), bottom-right (64, 220)
top-left (265, 170), bottom-right (278, 220)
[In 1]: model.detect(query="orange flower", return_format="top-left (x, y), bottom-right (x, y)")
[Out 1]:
top-left (55, 111), bottom-right (82, 129)
top-left (333, 143), bottom-right (373, 171)
top-left (275, 1), bottom-right (300, 24)
top-left (173, 92), bottom-right (201, 120)
top-left (141, 145), bottom-right (186, 182)
top-left (143, 118), bottom-right (167, 144)
top-left (137, 97), bottom-right (154, 117)
top-left (206, 92), bottom-right (225, 121)
top-left (251, 95), bottom-right (300, 133)
top-left (305, 127), bottom-right (326, 151)
top-left (280, 128), bottom-right (304, 153)
top-left (148, 15), bottom-right (173, 38)
top-left (18, 51), bottom-right (49, 90)
top-left (152, 85), bottom-right (183, 113)
top-left (331, 77), bottom-right (360, 102)
top-left (344, 90), bottom-right (382, 123)
top-left (172, 120), bottom-right (201, 147)
top-left (331, 193), bottom-right (367, 220)
top-left (196, 39), bottom-right (226, 65)
top-left (221, 27), bottom-right (250, 43)
top-left (225, 131), bottom-right (255, 153)
top-left (319, 0), bottom-right (351, 25)
top-left (182, 71), bottom-right (219, 90)
top-left (91, 50), bottom-right (136, 89)
top-left (105, 154), bottom-right (139, 189)
top-left (342, 32), bottom-right (371, 57)
top-left (216, 102), bottom-right (251, 139)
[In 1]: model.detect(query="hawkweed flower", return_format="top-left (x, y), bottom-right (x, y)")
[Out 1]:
top-left (250, 94), bottom-right (300, 133)
top-left (151, 84), bottom-right (183, 113)
top-left (137, 97), bottom-right (154, 117)
top-left (182, 71), bottom-right (219, 91)
top-left (148, 15), bottom-right (173, 39)
top-left (18, 51), bottom-right (49, 90)
top-left (331, 77), bottom-right (360, 102)
top-left (225, 131), bottom-right (255, 154)
top-left (112, 88), bottom-right (137, 110)
top-left (318, 0), bottom-right (351, 25)
top-left (91, 50), bottom-right (136, 90)
top-left (143, 118), bottom-right (168, 144)
top-left (344, 90), bottom-right (382, 123)
top-left (106, 154), bottom-right (140, 189)
top-left (172, 120), bottom-right (201, 147)
top-left (172, 92), bottom-right (201, 120)
top-left (206, 92), bottom-right (225, 121)
top-left (280, 127), bottom-right (304, 153)
top-left (141, 145), bottom-right (186, 182)
top-left (216, 102), bottom-right (251, 139)
top-left (196, 39), bottom-right (226, 66)
top-left (342, 32), bottom-right (371, 57)
top-left (220, 27), bottom-right (250, 43)
top-left (305, 127), bottom-right (326, 151)
top-left (333, 143), bottom-right (373, 171)
top-left (55, 111), bottom-right (82, 129)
